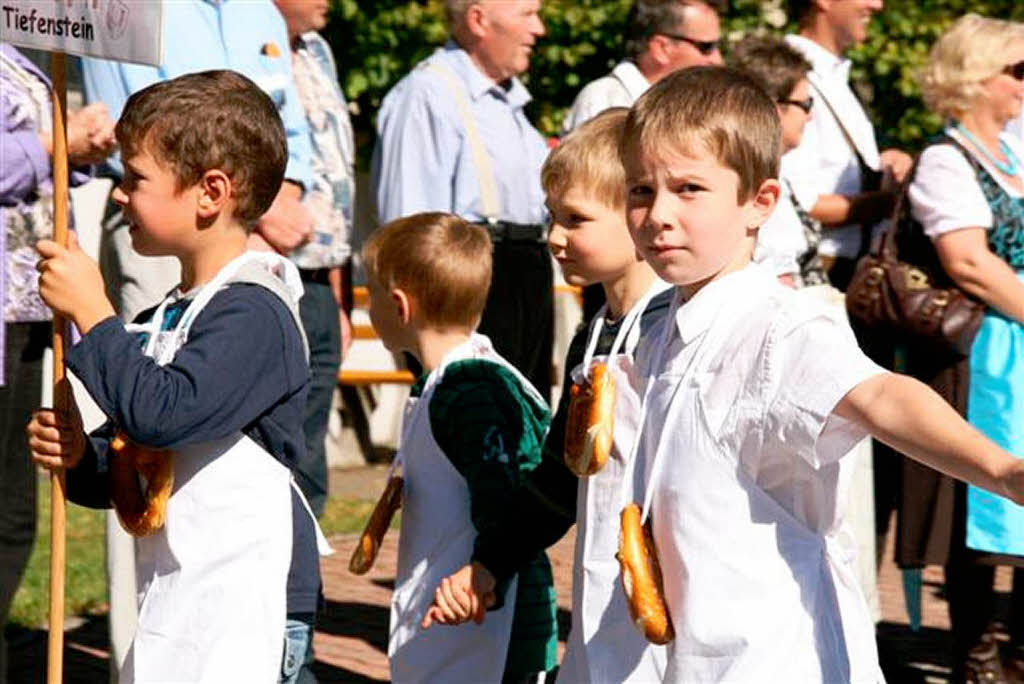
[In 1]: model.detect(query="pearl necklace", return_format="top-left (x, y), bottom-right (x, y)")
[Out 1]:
top-left (955, 122), bottom-right (1020, 176)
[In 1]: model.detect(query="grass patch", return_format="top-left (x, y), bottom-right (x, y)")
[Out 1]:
top-left (9, 476), bottom-right (107, 628)
top-left (8, 482), bottom-right (394, 628)
top-left (318, 497), bottom-right (400, 537)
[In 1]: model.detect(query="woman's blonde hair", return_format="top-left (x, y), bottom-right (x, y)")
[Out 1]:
top-left (918, 13), bottom-right (1024, 120)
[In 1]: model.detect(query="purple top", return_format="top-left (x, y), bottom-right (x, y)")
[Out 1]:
top-left (1, 43), bottom-right (88, 385)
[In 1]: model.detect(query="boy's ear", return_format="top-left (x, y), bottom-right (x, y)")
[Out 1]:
top-left (746, 178), bottom-right (782, 231)
top-left (391, 287), bottom-right (413, 325)
top-left (196, 169), bottom-right (232, 219)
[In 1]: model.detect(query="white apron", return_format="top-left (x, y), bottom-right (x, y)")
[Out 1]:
top-left (558, 284), bottom-right (668, 684)
top-left (635, 292), bottom-right (883, 683)
top-left (389, 334), bottom-right (547, 683)
top-left (118, 252), bottom-right (325, 684)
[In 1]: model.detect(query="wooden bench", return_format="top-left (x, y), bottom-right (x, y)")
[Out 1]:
top-left (337, 284), bottom-right (582, 388)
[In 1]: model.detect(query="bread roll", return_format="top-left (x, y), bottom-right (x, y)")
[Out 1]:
top-left (617, 502), bottom-right (674, 644)
top-left (349, 475), bottom-right (404, 575)
top-left (564, 362), bottom-right (615, 476)
top-left (109, 432), bottom-right (174, 537)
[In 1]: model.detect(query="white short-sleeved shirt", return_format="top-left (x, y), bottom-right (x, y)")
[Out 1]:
top-left (562, 60), bottom-right (649, 133)
top-left (635, 265), bottom-right (886, 683)
top-left (754, 179), bottom-right (807, 277)
top-left (909, 128), bottom-right (1024, 238)
top-left (782, 35), bottom-right (882, 258)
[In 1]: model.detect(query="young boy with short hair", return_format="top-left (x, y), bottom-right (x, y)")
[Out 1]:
top-left (621, 65), bottom-right (1023, 682)
top-left (362, 212), bottom-right (557, 683)
top-left (421, 108), bottom-right (671, 682)
top-left (27, 70), bottom-right (324, 683)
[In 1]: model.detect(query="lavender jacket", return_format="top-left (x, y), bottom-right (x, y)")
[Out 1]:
top-left (1, 43), bottom-right (89, 384)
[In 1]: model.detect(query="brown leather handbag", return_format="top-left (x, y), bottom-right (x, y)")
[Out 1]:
top-left (846, 159), bottom-right (985, 357)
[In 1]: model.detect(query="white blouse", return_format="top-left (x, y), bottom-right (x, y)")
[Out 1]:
top-left (909, 128), bottom-right (1023, 238)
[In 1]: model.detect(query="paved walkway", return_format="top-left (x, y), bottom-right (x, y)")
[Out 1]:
top-left (8, 466), bottom-right (1015, 683)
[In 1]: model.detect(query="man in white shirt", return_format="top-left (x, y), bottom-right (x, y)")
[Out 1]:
top-left (782, 0), bottom-right (912, 290)
top-left (562, 0), bottom-right (723, 133)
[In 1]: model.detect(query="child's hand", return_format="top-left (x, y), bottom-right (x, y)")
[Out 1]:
top-left (36, 232), bottom-right (116, 334)
top-left (26, 402), bottom-right (86, 471)
top-left (420, 562), bottom-right (497, 629)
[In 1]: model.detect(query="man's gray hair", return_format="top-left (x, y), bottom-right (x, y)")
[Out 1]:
top-left (624, 0), bottom-right (726, 61)
top-left (445, 0), bottom-right (480, 26)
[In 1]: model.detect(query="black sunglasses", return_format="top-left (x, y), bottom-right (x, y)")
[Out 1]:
top-left (778, 96), bottom-right (814, 114)
top-left (658, 31), bottom-right (720, 56)
top-left (1004, 60), bottom-right (1024, 81)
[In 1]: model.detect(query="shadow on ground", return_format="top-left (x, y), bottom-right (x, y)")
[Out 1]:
top-left (6, 615), bottom-right (110, 684)
top-left (877, 621), bottom-right (953, 683)
top-left (318, 599), bottom-right (390, 654)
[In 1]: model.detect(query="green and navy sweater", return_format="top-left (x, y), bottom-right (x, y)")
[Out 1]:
top-left (413, 359), bottom-right (558, 680)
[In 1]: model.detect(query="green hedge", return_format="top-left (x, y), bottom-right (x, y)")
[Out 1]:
top-left (326, 0), bottom-right (1023, 162)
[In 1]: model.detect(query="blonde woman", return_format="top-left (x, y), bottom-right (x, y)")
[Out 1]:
top-left (908, 13), bottom-right (1024, 683)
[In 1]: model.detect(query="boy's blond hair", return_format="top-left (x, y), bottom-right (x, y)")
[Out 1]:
top-left (543, 107), bottom-right (629, 209)
top-left (621, 66), bottom-right (781, 202)
top-left (362, 212), bottom-right (492, 329)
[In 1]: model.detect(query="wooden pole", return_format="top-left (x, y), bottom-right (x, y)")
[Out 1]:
top-left (48, 50), bottom-right (69, 684)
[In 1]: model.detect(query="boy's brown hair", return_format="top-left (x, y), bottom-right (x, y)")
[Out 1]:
top-left (542, 107), bottom-right (629, 209)
top-left (362, 212), bottom-right (492, 329)
top-left (621, 65), bottom-right (781, 202)
top-left (116, 69), bottom-right (287, 226)
top-left (729, 35), bottom-right (811, 103)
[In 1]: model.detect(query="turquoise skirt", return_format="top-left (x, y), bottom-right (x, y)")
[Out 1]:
top-left (966, 272), bottom-right (1024, 556)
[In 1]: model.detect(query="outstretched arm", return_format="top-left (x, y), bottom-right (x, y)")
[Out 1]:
top-left (836, 372), bottom-right (1024, 505)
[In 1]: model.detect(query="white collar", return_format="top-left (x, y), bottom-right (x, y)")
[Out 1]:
top-left (439, 40), bottom-right (532, 107)
top-left (785, 34), bottom-right (851, 83)
top-left (673, 264), bottom-right (770, 345)
top-left (611, 60), bottom-right (651, 103)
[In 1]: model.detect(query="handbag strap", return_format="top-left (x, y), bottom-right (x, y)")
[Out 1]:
top-left (871, 156), bottom-right (920, 265)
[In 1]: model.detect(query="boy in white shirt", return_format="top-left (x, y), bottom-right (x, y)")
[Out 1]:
top-left (621, 66), bottom-right (1024, 683)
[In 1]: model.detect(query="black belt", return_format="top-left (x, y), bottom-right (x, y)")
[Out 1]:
top-left (298, 267), bottom-right (332, 285)
top-left (476, 220), bottom-right (546, 244)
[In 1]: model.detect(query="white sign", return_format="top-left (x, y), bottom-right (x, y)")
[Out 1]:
top-left (0, 0), bottom-right (162, 67)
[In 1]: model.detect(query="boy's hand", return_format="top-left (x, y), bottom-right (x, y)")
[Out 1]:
top-left (421, 562), bottom-right (497, 629)
top-left (36, 232), bottom-right (116, 334)
top-left (999, 459), bottom-right (1024, 507)
top-left (27, 403), bottom-right (86, 471)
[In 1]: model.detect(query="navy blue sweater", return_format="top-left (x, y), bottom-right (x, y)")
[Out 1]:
top-left (66, 283), bottom-right (320, 616)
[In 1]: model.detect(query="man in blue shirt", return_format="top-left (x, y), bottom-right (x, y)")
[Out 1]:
top-left (371, 0), bottom-right (553, 399)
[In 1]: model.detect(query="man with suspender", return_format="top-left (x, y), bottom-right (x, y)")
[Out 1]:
top-left (562, 0), bottom-right (724, 134)
top-left (371, 0), bottom-right (553, 401)
top-left (782, 0), bottom-right (912, 292)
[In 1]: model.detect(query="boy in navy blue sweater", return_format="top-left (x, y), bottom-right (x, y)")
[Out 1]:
top-left (27, 70), bottom-right (322, 683)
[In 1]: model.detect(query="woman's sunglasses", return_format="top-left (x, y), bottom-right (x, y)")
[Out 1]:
top-left (778, 96), bottom-right (814, 114)
top-left (1004, 60), bottom-right (1024, 81)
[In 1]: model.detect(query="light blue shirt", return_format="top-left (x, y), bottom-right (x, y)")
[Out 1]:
top-left (371, 41), bottom-right (548, 225)
top-left (81, 0), bottom-right (311, 188)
